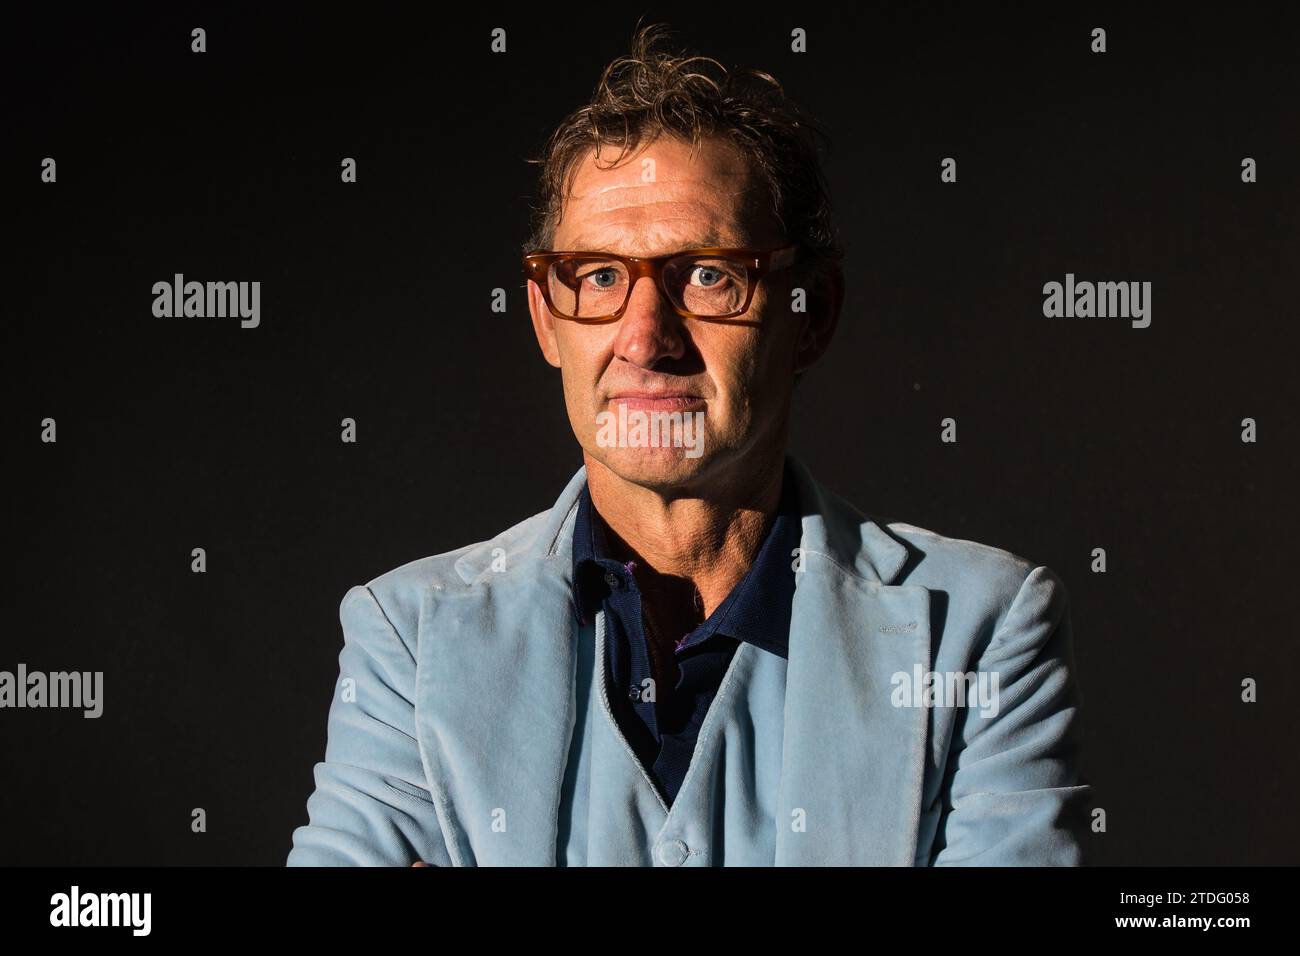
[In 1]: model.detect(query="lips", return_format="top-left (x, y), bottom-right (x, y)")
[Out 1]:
top-left (606, 393), bottom-right (705, 411)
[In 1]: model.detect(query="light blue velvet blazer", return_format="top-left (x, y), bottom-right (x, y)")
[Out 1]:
top-left (287, 455), bottom-right (1090, 866)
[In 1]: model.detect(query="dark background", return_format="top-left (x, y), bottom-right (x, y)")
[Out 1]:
top-left (4, 3), bottom-right (1297, 865)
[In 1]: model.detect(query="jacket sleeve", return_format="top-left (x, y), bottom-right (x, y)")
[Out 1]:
top-left (929, 565), bottom-right (1092, 865)
top-left (287, 584), bottom-right (452, 866)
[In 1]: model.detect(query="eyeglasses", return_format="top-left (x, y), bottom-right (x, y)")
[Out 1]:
top-left (522, 245), bottom-right (800, 322)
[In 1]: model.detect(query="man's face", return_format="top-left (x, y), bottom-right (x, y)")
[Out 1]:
top-left (528, 135), bottom-right (815, 494)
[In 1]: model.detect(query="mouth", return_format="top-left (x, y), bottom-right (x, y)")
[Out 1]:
top-left (606, 392), bottom-right (706, 412)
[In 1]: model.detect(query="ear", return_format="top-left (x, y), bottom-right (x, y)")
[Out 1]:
top-left (793, 263), bottom-right (843, 373)
top-left (527, 278), bottom-right (562, 368)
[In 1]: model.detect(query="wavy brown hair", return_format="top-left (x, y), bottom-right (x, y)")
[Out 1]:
top-left (522, 22), bottom-right (843, 281)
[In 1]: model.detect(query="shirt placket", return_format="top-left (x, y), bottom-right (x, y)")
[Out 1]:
top-left (601, 558), bottom-right (661, 745)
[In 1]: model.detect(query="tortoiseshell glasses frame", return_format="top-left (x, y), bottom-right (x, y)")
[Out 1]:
top-left (522, 245), bottom-right (801, 323)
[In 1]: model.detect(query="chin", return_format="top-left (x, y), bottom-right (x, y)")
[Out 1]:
top-left (588, 444), bottom-right (715, 491)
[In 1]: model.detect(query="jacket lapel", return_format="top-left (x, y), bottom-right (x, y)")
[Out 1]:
top-left (413, 468), bottom-right (587, 866)
top-left (774, 458), bottom-right (932, 865)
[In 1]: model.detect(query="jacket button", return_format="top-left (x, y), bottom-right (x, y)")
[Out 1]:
top-left (628, 686), bottom-right (641, 702)
top-left (603, 571), bottom-right (621, 589)
top-left (655, 840), bottom-right (689, 867)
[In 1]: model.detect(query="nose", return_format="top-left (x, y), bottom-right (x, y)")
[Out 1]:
top-left (611, 274), bottom-right (687, 369)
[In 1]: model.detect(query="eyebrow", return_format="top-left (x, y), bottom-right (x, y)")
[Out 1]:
top-left (562, 230), bottom-right (737, 253)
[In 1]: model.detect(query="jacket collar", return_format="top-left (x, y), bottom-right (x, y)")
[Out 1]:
top-left (452, 454), bottom-right (911, 588)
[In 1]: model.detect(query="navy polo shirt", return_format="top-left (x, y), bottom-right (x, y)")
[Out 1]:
top-left (570, 463), bottom-right (802, 807)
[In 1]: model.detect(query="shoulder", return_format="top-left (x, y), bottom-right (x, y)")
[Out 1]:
top-left (340, 505), bottom-right (556, 647)
top-left (886, 519), bottom-right (1040, 588)
top-left (796, 461), bottom-right (1064, 621)
top-left (879, 518), bottom-right (1069, 633)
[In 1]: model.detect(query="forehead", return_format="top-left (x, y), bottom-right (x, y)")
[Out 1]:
top-left (552, 135), bottom-right (780, 253)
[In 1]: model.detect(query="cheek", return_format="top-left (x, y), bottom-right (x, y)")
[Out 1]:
top-left (554, 328), bottom-right (614, 435)
top-left (700, 329), bottom-right (765, 415)
top-left (554, 328), bottom-right (605, 390)
top-left (712, 326), bottom-right (785, 389)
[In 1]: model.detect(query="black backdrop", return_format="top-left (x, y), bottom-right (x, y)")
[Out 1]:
top-left (5, 3), bottom-right (1297, 865)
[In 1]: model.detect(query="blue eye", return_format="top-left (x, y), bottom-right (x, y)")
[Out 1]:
top-left (691, 265), bottom-right (729, 288)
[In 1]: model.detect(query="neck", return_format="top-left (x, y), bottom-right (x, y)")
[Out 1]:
top-left (582, 452), bottom-right (786, 617)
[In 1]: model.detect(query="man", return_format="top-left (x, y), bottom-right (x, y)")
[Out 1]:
top-left (287, 24), bottom-right (1090, 867)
